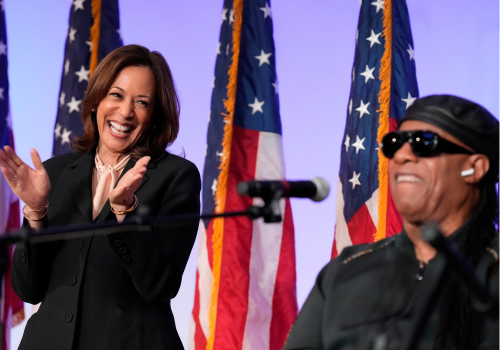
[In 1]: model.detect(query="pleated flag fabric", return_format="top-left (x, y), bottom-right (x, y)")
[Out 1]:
top-left (190, 1), bottom-right (297, 349)
top-left (0, 4), bottom-right (25, 350)
top-left (52, 0), bottom-right (122, 156)
top-left (332, 0), bottom-right (419, 258)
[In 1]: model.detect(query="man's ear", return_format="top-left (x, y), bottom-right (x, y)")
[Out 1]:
top-left (461, 154), bottom-right (490, 184)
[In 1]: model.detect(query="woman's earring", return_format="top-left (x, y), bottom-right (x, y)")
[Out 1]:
top-left (461, 168), bottom-right (474, 177)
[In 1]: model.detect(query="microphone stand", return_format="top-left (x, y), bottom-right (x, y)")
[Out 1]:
top-left (2, 199), bottom-right (285, 247)
top-left (402, 224), bottom-right (496, 350)
top-left (0, 194), bottom-right (286, 347)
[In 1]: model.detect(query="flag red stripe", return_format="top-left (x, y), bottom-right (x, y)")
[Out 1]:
top-left (269, 199), bottom-right (297, 350)
top-left (385, 177), bottom-right (403, 237)
top-left (192, 271), bottom-right (207, 349)
top-left (346, 204), bottom-right (376, 246)
top-left (214, 125), bottom-right (258, 349)
top-left (206, 220), bottom-right (214, 270)
top-left (331, 227), bottom-right (338, 259)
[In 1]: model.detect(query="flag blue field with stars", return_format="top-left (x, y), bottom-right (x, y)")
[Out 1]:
top-left (332, 0), bottom-right (419, 257)
top-left (191, 1), bottom-right (297, 349)
top-left (53, 0), bottom-right (122, 156)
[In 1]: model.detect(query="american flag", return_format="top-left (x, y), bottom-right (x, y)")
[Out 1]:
top-left (0, 3), bottom-right (25, 349)
top-left (52, 0), bottom-right (122, 156)
top-left (190, 1), bottom-right (297, 349)
top-left (332, 0), bottom-right (419, 258)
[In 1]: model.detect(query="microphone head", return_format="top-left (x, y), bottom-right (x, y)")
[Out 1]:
top-left (237, 182), bottom-right (249, 196)
top-left (311, 177), bottom-right (330, 202)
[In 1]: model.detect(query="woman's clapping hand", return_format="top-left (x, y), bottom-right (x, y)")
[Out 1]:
top-left (109, 156), bottom-right (150, 213)
top-left (0, 146), bottom-right (50, 211)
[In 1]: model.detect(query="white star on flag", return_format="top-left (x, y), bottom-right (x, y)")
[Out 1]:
top-left (402, 92), bottom-right (417, 109)
top-left (407, 44), bottom-right (415, 61)
top-left (75, 65), bottom-right (90, 83)
top-left (356, 29), bottom-right (359, 43)
top-left (0, 87), bottom-right (4, 100)
top-left (212, 77), bottom-right (216, 88)
top-left (344, 135), bottom-right (350, 152)
top-left (5, 112), bottom-right (11, 130)
top-left (255, 50), bottom-right (272, 67)
top-left (272, 80), bottom-right (279, 94)
top-left (355, 100), bottom-right (370, 118)
top-left (371, 0), bottom-right (384, 13)
top-left (222, 8), bottom-right (228, 22)
top-left (351, 135), bottom-right (366, 154)
top-left (349, 99), bottom-right (353, 115)
top-left (59, 92), bottom-right (66, 106)
top-left (352, 67), bottom-right (355, 82)
top-left (64, 60), bottom-right (70, 76)
top-left (67, 96), bottom-right (81, 113)
top-left (360, 65), bottom-right (375, 83)
top-left (61, 128), bottom-right (72, 145)
top-left (0, 41), bottom-right (6, 56)
top-left (54, 123), bottom-right (62, 139)
top-left (216, 151), bottom-right (225, 162)
top-left (229, 9), bottom-right (235, 23)
top-left (248, 97), bottom-right (265, 115)
top-left (366, 30), bottom-right (381, 48)
top-left (85, 41), bottom-right (93, 52)
top-left (68, 27), bottom-right (77, 43)
top-left (349, 171), bottom-right (362, 189)
top-left (116, 29), bottom-right (122, 39)
top-left (226, 44), bottom-right (230, 55)
top-left (217, 42), bottom-right (221, 55)
top-left (73, 0), bottom-right (85, 11)
top-left (260, 2), bottom-right (272, 18)
top-left (211, 179), bottom-right (218, 196)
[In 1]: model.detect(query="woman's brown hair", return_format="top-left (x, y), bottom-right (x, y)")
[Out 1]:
top-left (71, 44), bottom-right (180, 160)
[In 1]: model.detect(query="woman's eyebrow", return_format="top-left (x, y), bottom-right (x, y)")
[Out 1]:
top-left (110, 86), bottom-right (124, 92)
top-left (137, 95), bottom-right (151, 100)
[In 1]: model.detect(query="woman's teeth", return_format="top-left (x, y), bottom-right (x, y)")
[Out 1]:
top-left (396, 175), bottom-right (422, 183)
top-left (109, 121), bottom-right (132, 136)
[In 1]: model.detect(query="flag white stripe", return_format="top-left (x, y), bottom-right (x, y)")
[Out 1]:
top-left (242, 132), bottom-right (286, 350)
top-left (334, 177), bottom-right (352, 255)
top-left (188, 314), bottom-right (196, 350)
top-left (197, 221), bottom-right (213, 340)
top-left (365, 188), bottom-right (379, 228)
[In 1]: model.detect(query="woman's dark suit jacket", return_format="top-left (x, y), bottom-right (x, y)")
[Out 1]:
top-left (11, 148), bottom-right (201, 350)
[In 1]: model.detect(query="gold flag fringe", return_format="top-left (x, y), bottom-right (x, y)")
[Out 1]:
top-left (374, 0), bottom-right (392, 242)
top-left (206, 0), bottom-right (244, 349)
top-left (89, 0), bottom-right (101, 77)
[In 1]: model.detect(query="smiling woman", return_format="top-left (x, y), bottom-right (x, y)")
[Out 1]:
top-left (1, 45), bottom-right (201, 350)
top-left (73, 45), bottom-right (180, 162)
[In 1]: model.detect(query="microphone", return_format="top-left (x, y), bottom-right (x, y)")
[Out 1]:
top-left (237, 177), bottom-right (330, 202)
top-left (421, 224), bottom-right (493, 308)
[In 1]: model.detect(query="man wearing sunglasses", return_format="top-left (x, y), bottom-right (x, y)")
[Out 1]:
top-left (284, 95), bottom-right (498, 350)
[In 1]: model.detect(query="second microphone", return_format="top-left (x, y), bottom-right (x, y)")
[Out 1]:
top-left (237, 177), bottom-right (330, 202)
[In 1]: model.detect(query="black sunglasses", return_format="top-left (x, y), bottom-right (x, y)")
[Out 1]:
top-left (380, 130), bottom-right (474, 159)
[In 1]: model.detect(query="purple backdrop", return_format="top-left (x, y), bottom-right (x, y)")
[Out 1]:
top-left (6, 0), bottom-right (498, 347)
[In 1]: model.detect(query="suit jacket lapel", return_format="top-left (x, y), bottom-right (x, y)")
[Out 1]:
top-left (67, 149), bottom-right (95, 222)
